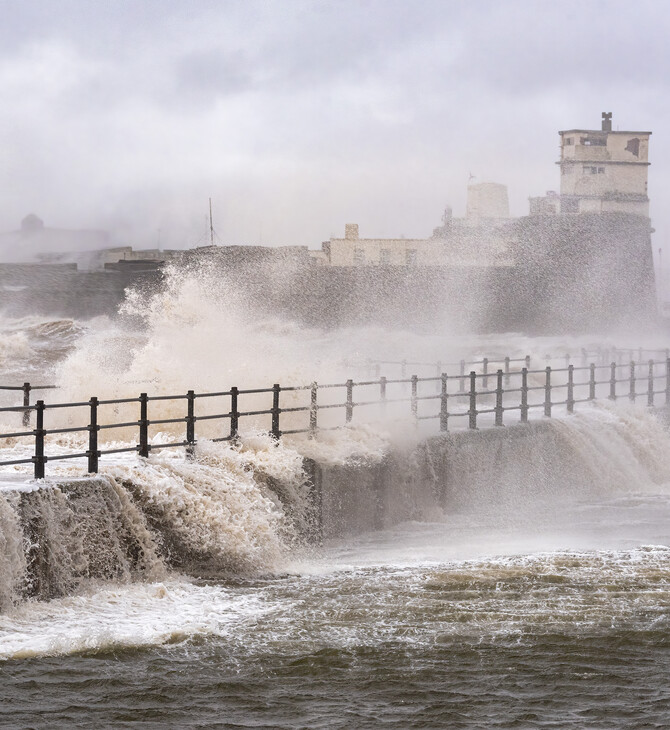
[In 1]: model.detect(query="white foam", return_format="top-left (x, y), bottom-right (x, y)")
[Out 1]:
top-left (0, 579), bottom-right (273, 660)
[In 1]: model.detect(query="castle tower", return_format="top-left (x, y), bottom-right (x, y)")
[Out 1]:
top-left (558, 112), bottom-right (651, 216)
top-left (465, 182), bottom-right (509, 220)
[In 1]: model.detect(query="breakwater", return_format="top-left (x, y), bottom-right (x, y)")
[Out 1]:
top-left (0, 212), bottom-right (657, 334)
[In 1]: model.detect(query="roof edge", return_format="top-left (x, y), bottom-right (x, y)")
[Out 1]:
top-left (559, 129), bottom-right (652, 135)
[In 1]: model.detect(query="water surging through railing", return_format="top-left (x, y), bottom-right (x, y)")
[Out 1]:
top-left (1, 350), bottom-right (669, 479)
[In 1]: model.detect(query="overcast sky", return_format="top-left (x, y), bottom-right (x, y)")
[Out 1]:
top-left (0, 0), bottom-right (668, 251)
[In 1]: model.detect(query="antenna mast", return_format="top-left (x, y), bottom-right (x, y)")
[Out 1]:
top-left (209, 197), bottom-right (215, 246)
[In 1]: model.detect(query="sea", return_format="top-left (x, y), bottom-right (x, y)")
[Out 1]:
top-left (1, 267), bottom-right (670, 729)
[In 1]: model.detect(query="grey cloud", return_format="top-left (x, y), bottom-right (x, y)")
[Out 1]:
top-left (0, 0), bottom-right (667, 252)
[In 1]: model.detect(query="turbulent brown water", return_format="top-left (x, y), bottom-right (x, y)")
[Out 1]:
top-left (3, 282), bottom-right (670, 728)
top-left (2, 510), bottom-right (670, 728)
top-left (1, 409), bottom-right (670, 728)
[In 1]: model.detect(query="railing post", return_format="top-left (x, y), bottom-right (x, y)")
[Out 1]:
top-left (186, 390), bottom-right (196, 458)
top-left (525, 354), bottom-right (531, 369)
top-left (345, 379), bottom-right (354, 424)
top-left (310, 382), bottom-right (318, 438)
top-left (544, 366), bottom-right (552, 417)
top-left (504, 357), bottom-right (510, 386)
top-left (33, 400), bottom-right (45, 480)
top-left (589, 363), bottom-right (596, 400)
top-left (567, 364), bottom-right (574, 414)
top-left (459, 360), bottom-right (465, 392)
top-left (468, 371), bottom-right (477, 430)
top-left (482, 357), bottom-right (489, 389)
top-left (87, 396), bottom-right (99, 473)
top-left (629, 362), bottom-right (636, 403)
top-left (411, 375), bottom-right (418, 421)
top-left (520, 367), bottom-right (528, 423)
top-left (609, 363), bottom-right (616, 400)
top-left (230, 386), bottom-right (239, 441)
top-left (139, 393), bottom-right (149, 458)
top-left (494, 369), bottom-right (504, 426)
top-left (272, 384), bottom-right (281, 438)
top-left (440, 373), bottom-right (448, 432)
top-left (380, 376), bottom-right (387, 415)
top-left (648, 360), bottom-right (654, 407)
top-left (22, 382), bottom-right (31, 427)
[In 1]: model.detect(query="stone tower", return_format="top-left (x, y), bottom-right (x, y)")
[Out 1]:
top-left (558, 112), bottom-right (651, 216)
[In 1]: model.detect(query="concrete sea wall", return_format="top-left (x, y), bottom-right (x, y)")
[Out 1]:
top-left (307, 409), bottom-right (670, 537)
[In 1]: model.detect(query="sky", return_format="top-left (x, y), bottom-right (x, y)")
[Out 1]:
top-left (0, 0), bottom-right (668, 252)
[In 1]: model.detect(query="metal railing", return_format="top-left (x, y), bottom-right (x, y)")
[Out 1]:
top-left (1, 355), bottom-right (669, 480)
top-left (346, 356), bottom-right (531, 386)
top-left (0, 383), bottom-right (58, 426)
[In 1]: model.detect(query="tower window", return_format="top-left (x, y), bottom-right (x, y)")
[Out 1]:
top-left (565, 137), bottom-right (574, 145)
top-left (353, 248), bottom-right (365, 265)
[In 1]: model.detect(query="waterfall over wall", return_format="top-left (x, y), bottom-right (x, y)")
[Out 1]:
top-left (1, 405), bottom-right (670, 610)
top-left (0, 440), bottom-right (312, 610)
top-left (309, 406), bottom-right (670, 536)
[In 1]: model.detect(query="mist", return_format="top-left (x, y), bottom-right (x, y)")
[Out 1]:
top-left (0, 0), bottom-right (668, 260)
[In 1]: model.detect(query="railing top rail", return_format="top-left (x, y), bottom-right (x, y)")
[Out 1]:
top-left (0, 405), bottom-right (36, 413)
top-left (43, 401), bottom-right (91, 410)
top-left (0, 384), bottom-right (57, 391)
top-left (353, 356), bottom-right (530, 367)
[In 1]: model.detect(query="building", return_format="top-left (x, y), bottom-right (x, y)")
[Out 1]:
top-left (557, 112), bottom-right (651, 216)
top-left (465, 182), bottom-right (509, 221)
top-left (321, 223), bottom-right (434, 266)
top-left (320, 184), bottom-right (515, 268)
top-left (0, 214), bottom-right (111, 263)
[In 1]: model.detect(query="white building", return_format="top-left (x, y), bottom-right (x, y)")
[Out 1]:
top-left (465, 182), bottom-right (510, 221)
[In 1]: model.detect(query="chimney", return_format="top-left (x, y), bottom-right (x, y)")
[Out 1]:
top-left (345, 223), bottom-right (359, 239)
top-left (602, 111), bottom-right (612, 132)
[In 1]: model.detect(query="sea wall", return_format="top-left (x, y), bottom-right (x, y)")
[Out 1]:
top-left (0, 212), bottom-right (657, 333)
top-left (2, 406), bottom-right (670, 608)
top-left (307, 408), bottom-right (670, 537)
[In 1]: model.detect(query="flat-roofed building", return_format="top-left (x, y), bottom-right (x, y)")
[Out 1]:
top-left (558, 112), bottom-right (651, 216)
